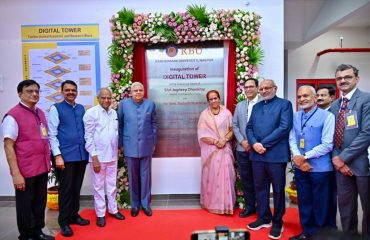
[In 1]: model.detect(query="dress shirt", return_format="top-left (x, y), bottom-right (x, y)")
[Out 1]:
top-left (47, 101), bottom-right (77, 156)
top-left (83, 105), bottom-right (118, 162)
top-left (247, 95), bottom-right (258, 122)
top-left (289, 106), bottom-right (335, 160)
top-left (2, 101), bottom-right (37, 141)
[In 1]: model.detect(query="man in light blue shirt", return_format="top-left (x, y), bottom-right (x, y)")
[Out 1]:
top-left (288, 85), bottom-right (335, 240)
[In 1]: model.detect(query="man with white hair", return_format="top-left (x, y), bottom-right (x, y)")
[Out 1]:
top-left (83, 88), bottom-right (125, 227)
top-left (288, 85), bottom-right (335, 240)
top-left (118, 82), bottom-right (157, 217)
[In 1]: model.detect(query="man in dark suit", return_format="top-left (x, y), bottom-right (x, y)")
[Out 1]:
top-left (331, 64), bottom-right (370, 239)
top-left (316, 85), bottom-right (336, 111)
top-left (232, 78), bottom-right (262, 218)
top-left (246, 79), bottom-right (293, 240)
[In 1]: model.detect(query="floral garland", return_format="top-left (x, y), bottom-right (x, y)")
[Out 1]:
top-left (109, 5), bottom-right (263, 209)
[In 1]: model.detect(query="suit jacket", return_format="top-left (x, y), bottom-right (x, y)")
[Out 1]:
top-left (246, 96), bottom-right (293, 163)
top-left (233, 95), bottom-right (263, 152)
top-left (118, 98), bottom-right (157, 158)
top-left (330, 89), bottom-right (370, 176)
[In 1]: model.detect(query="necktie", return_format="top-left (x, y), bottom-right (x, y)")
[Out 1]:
top-left (334, 98), bottom-right (348, 147)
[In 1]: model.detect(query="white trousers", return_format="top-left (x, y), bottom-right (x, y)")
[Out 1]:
top-left (90, 161), bottom-right (118, 217)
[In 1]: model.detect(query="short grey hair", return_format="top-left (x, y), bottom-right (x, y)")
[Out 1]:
top-left (131, 82), bottom-right (144, 93)
top-left (298, 85), bottom-right (316, 95)
top-left (98, 87), bottom-right (112, 96)
top-left (260, 79), bottom-right (277, 87)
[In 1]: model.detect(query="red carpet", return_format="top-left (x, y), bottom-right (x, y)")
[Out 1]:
top-left (55, 208), bottom-right (301, 240)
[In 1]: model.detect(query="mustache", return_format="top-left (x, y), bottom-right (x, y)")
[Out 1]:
top-left (317, 99), bottom-right (323, 102)
top-left (340, 82), bottom-right (349, 87)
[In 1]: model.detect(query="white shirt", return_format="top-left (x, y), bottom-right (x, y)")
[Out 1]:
top-left (247, 95), bottom-right (259, 122)
top-left (83, 105), bottom-right (118, 163)
top-left (2, 102), bottom-right (37, 141)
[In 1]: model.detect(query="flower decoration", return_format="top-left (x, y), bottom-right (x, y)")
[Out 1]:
top-left (109, 5), bottom-right (263, 208)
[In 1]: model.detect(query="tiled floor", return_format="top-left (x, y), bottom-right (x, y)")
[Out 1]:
top-left (0, 194), bottom-right (357, 240)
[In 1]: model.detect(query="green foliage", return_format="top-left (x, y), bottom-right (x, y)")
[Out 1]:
top-left (117, 8), bottom-right (135, 26)
top-left (187, 4), bottom-right (210, 27)
top-left (247, 47), bottom-right (264, 66)
top-left (153, 25), bottom-right (177, 42)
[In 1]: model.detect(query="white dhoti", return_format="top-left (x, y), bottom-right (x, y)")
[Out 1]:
top-left (90, 161), bottom-right (118, 217)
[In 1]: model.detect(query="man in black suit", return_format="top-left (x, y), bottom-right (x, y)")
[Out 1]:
top-left (331, 64), bottom-right (370, 239)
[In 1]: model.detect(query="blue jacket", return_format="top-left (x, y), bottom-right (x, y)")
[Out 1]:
top-left (54, 101), bottom-right (88, 162)
top-left (118, 98), bottom-right (157, 158)
top-left (246, 96), bottom-right (293, 163)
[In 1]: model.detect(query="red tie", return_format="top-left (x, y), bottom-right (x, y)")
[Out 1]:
top-left (334, 98), bottom-right (348, 147)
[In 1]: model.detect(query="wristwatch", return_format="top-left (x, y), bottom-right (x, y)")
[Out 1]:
top-left (303, 154), bottom-right (308, 160)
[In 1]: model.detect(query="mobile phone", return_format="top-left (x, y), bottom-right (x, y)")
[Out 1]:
top-left (191, 229), bottom-right (250, 240)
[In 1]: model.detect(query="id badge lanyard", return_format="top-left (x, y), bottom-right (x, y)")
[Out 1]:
top-left (299, 107), bottom-right (318, 149)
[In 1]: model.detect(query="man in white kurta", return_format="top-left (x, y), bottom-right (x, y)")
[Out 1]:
top-left (83, 88), bottom-right (124, 227)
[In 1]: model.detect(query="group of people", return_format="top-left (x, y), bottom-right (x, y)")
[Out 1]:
top-left (2, 80), bottom-right (156, 239)
top-left (197, 64), bottom-right (369, 240)
top-left (2, 63), bottom-right (369, 240)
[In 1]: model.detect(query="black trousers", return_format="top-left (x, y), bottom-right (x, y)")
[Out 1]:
top-left (15, 172), bottom-right (48, 240)
top-left (57, 161), bottom-right (87, 227)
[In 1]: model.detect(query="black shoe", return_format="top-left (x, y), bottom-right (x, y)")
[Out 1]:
top-left (96, 217), bottom-right (106, 227)
top-left (268, 224), bottom-right (284, 240)
top-left (247, 219), bottom-right (272, 231)
top-left (60, 225), bottom-right (73, 237)
top-left (131, 207), bottom-right (139, 217)
top-left (142, 207), bottom-right (152, 216)
top-left (71, 216), bottom-right (90, 226)
top-left (109, 212), bottom-right (125, 220)
top-left (239, 208), bottom-right (256, 218)
top-left (34, 233), bottom-right (54, 240)
top-left (289, 233), bottom-right (310, 240)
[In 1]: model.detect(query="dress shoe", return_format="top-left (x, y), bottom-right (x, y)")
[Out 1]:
top-left (109, 211), bottom-right (125, 220)
top-left (96, 217), bottom-right (106, 227)
top-left (34, 233), bottom-right (55, 240)
top-left (289, 233), bottom-right (311, 240)
top-left (142, 207), bottom-right (153, 216)
top-left (71, 216), bottom-right (90, 226)
top-left (60, 225), bottom-right (73, 237)
top-left (131, 207), bottom-right (139, 217)
top-left (239, 208), bottom-right (256, 218)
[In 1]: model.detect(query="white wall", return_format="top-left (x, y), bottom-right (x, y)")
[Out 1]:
top-left (0, 0), bottom-right (284, 196)
top-left (287, 27), bottom-right (370, 105)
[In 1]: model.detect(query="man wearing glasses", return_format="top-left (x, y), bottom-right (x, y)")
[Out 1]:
top-left (331, 64), bottom-right (370, 239)
top-left (232, 78), bottom-right (262, 218)
top-left (246, 79), bottom-right (293, 239)
top-left (2, 80), bottom-right (54, 240)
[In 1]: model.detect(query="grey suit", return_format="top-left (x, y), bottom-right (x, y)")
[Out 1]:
top-left (232, 96), bottom-right (262, 211)
top-left (331, 89), bottom-right (370, 238)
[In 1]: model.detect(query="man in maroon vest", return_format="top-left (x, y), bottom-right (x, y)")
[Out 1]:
top-left (2, 80), bottom-right (54, 240)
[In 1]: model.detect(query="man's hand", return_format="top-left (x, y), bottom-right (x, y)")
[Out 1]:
top-left (12, 172), bottom-right (25, 191)
top-left (339, 164), bottom-right (353, 176)
top-left (253, 143), bottom-right (266, 154)
top-left (332, 156), bottom-right (345, 170)
top-left (292, 155), bottom-right (305, 167)
top-left (241, 140), bottom-right (251, 152)
top-left (300, 162), bottom-right (313, 172)
top-left (55, 155), bottom-right (65, 170)
top-left (92, 155), bottom-right (101, 173)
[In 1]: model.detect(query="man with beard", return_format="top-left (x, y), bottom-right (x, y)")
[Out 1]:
top-left (233, 78), bottom-right (262, 218)
top-left (288, 85), bottom-right (335, 240)
top-left (316, 85), bottom-right (336, 111)
top-left (48, 80), bottom-right (90, 237)
top-left (246, 79), bottom-right (293, 239)
top-left (331, 64), bottom-right (370, 239)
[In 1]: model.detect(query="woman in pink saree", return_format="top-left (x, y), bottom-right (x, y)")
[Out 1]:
top-left (197, 90), bottom-right (236, 215)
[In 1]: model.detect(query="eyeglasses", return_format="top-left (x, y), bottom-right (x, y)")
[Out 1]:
top-left (258, 86), bottom-right (275, 92)
top-left (244, 86), bottom-right (256, 89)
top-left (335, 75), bottom-right (354, 82)
top-left (24, 89), bottom-right (40, 94)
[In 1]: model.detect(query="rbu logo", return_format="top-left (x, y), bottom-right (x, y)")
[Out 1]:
top-left (180, 47), bottom-right (202, 55)
top-left (166, 45), bottom-right (178, 57)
